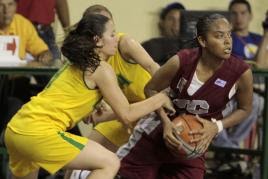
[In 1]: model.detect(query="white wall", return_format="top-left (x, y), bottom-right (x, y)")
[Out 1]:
top-left (55, 0), bottom-right (268, 43)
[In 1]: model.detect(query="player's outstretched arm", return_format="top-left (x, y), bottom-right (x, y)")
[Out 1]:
top-left (91, 61), bottom-right (171, 125)
top-left (119, 35), bottom-right (160, 75)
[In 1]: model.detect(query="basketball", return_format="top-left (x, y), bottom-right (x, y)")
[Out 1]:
top-left (167, 114), bottom-right (204, 159)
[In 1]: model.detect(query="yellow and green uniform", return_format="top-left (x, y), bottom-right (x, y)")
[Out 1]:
top-left (5, 64), bottom-right (102, 177)
top-left (95, 33), bottom-right (152, 146)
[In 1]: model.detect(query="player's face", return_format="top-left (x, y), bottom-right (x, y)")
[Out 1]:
top-left (161, 9), bottom-right (181, 38)
top-left (0, 0), bottom-right (16, 28)
top-left (98, 20), bottom-right (118, 59)
top-left (229, 3), bottom-right (252, 32)
top-left (204, 18), bottom-right (232, 60)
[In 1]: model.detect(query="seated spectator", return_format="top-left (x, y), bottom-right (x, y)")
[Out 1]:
top-left (0, 0), bottom-right (52, 64)
top-left (16, 0), bottom-right (70, 60)
top-left (142, 2), bottom-right (185, 65)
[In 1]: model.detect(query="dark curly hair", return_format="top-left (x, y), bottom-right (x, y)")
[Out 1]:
top-left (61, 14), bottom-right (110, 72)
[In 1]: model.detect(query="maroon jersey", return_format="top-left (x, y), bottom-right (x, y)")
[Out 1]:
top-left (170, 48), bottom-right (250, 119)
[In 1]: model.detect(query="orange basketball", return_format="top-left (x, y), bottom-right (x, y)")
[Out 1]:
top-left (168, 114), bottom-right (204, 159)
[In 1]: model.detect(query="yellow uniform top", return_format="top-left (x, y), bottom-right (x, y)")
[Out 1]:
top-left (0, 14), bottom-right (48, 59)
top-left (95, 33), bottom-right (152, 146)
top-left (8, 64), bottom-right (102, 135)
top-left (108, 33), bottom-right (151, 102)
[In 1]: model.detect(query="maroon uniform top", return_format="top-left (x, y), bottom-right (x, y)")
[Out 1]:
top-left (16, 0), bottom-right (55, 25)
top-left (118, 48), bottom-right (251, 178)
top-left (170, 48), bottom-right (250, 120)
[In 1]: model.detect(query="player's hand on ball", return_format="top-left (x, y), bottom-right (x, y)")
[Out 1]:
top-left (163, 118), bottom-right (181, 152)
top-left (189, 115), bottom-right (218, 154)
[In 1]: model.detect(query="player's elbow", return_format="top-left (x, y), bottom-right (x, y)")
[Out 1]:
top-left (116, 111), bottom-right (132, 125)
top-left (242, 105), bottom-right (252, 118)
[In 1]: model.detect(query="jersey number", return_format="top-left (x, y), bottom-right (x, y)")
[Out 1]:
top-left (173, 99), bottom-right (209, 114)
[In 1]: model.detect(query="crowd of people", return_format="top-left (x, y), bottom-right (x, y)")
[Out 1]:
top-left (0, 0), bottom-right (268, 179)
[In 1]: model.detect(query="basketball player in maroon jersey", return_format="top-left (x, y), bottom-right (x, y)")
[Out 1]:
top-left (117, 14), bottom-right (253, 179)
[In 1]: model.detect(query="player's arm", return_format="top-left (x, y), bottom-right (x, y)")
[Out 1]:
top-left (144, 54), bottom-right (179, 97)
top-left (191, 69), bottom-right (253, 153)
top-left (91, 61), bottom-right (170, 125)
top-left (221, 68), bottom-right (253, 128)
top-left (119, 35), bottom-right (160, 75)
top-left (255, 11), bottom-right (268, 69)
top-left (145, 55), bottom-right (180, 148)
top-left (255, 31), bottom-right (268, 68)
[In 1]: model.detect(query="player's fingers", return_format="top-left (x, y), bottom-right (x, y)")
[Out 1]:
top-left (165, 139), bottom-right (178, 152)
top-left (166, 134), bottom-right (181, 148)
top-left (190, 131), bottom-right (206, 143)
top-left (196, 138), bottom-right (210, 153)
top-left (189, 129), bottom-right (203, 135)
top-left (170, 130), bottom-right (183, 145)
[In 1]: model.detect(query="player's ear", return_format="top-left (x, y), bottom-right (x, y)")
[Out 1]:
top-left (94, 35), bottom-right (103, 47)
top-left (197, 36), bottom-right (206, 48)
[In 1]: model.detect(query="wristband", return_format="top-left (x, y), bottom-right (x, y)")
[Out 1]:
top-left (211, 118), bottom-right (223, 133)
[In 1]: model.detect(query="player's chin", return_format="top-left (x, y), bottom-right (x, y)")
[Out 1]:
top-left (219, 53), bottom-right (231, 60)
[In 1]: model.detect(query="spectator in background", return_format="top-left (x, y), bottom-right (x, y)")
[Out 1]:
top-left (142, 2), bottom-right (185, 65)
top-left (16, 0), bottom-right (70, 60)
top-left (213, 0), bottom-right (268, 149)
top-left (0, 0), bottom-right (52, 63)
top-left (229, 0), bottom-right (268, 67)
top-left (0, 0), bottom-right (52, 100)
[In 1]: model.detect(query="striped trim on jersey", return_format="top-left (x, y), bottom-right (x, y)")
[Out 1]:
top-left (116, 113), bottom-right (160, 159)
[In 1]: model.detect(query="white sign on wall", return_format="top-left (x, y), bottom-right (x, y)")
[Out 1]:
top-left (0, 35), bottom-right (19, 56)
top-left (0, 36), bottom-right (25, 66)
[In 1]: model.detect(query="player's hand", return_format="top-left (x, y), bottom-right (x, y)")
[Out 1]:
top-left (162, 92), bottom-right (176, 115)
top-left (189, 115), bottom-right (218, 154)
top-left (95, 100), bottom-right (111, 114)
top-left (83, 100), bottom-right (111, 125)
top-left (83, 109), bottom-right (97, 125)
top-left (163, 117), bottom-right (181, 153)
top-left (123, 122), bottom-right (135, 135)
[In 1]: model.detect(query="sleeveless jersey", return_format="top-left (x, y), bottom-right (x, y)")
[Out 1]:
top-left (170, 48), bottom-right (250, 119)
top-left (108, 33), bottom-right (151, 102)
top-left (8, 64), bottom-right (102, 135)
top-left (95, 33), bottom-right (152, 146)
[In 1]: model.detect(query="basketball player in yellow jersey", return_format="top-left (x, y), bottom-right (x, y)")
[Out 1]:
top-left (5, 14), bottom-right (173, 179)
top-left (82, 5), bottom-right (160, 153)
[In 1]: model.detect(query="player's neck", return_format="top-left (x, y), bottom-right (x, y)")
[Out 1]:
top-left (199, 54), bottom-right (223, 71)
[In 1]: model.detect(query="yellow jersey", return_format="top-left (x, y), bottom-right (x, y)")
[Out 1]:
top-left (108, 33), bottom-right (151, 102)
top-left (95, 33), bottom-right (152, 146)
top-left (8, 64), bottom-right (102, 135)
